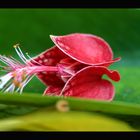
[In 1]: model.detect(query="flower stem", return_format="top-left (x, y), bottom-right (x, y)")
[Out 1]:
top-left (0, 93), bottom-right (140, 116)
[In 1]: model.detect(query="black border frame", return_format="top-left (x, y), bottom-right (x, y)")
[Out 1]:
top-left (0, 0), bottom-right (140, 8)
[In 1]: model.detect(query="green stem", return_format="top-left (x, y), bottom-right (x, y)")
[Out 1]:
top-left (0, 93), bottom-right (140, 116)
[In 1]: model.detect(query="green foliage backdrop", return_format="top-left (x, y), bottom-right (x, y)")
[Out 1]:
top-left (0, 9), bottom-right (140, 131)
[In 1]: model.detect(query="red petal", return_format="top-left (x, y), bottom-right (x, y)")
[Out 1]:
top-left (59, 57), bottom-right (87, 75)
top-left (50, 33), bottom-right (114, 65)
top-left (88, 66), bottom-right (121, 82)
top-left (97, 57), bottom-right (121, 67)
top-left (44, 85), bottom-right (63, 96)
top-left (31, 46), bottom-right (67, 86)
top-left (31, 46), bottom-right (67, 66)
top-left (61, 66), bottom-right (120, 101)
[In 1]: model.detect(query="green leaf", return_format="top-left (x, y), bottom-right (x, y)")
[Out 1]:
top-left (0, 109), bottom-right (135, 131)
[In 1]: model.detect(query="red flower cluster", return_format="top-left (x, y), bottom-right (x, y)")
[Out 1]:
top-left (32, 33), bottom-right (121, 101)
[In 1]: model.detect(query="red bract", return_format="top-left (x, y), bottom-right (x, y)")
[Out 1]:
top-left (31, 33), bottom-right (121, 101)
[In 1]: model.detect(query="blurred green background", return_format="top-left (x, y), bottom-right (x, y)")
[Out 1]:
top-left (0, 8), bottom-right (140, 104)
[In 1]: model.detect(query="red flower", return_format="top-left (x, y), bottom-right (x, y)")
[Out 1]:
top-left (0, 33), bottom-right (120, 101)
top-left (31, 33), bottom-right (121, 101)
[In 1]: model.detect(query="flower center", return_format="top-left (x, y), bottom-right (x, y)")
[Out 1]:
top-left (0, 44), bottom-right (85, 94)
top-left (0, 45), bottom-right (60, 93)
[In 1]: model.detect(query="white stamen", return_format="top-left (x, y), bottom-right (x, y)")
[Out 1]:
top-left (9, 56), bottom-right (22, 65)
top-left (0, 55), bottom-right (11, 66)
top-left (26, 52), bottom-right (42, 66)
top-left (1, 80), bottom-right (12, 92)
top-left (15, 74), bottom-right (35, 94)
top-left (14, 48), bottom-right (26, 63)
top-left (14, 45), bottom-right (28, 64)
top-left (0, 55), bottom-right (20, 69)
top-left (0, 45), bottom-right (39, 94)
top-left (19, 74), bottom-right (35, 94)
top-left (0, 73), bottom-right (12, 89)
top-left (16, 46), bottom-right (28, 62)
top-left (4, 83), bottom-right (15, 93)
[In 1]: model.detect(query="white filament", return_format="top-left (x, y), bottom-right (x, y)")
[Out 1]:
top-left (14, 45), bottom-right (28, 64)
top-left (0, 73), bottom-right (12, 89)
top-left (26, 52), bottom-right (42, 66)
top-left (4, 83), bottom-right (15, 93)
top-left (19, 74), bottom-right (35, 94)
top-left (0, 45), bottom-right (36, 94)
